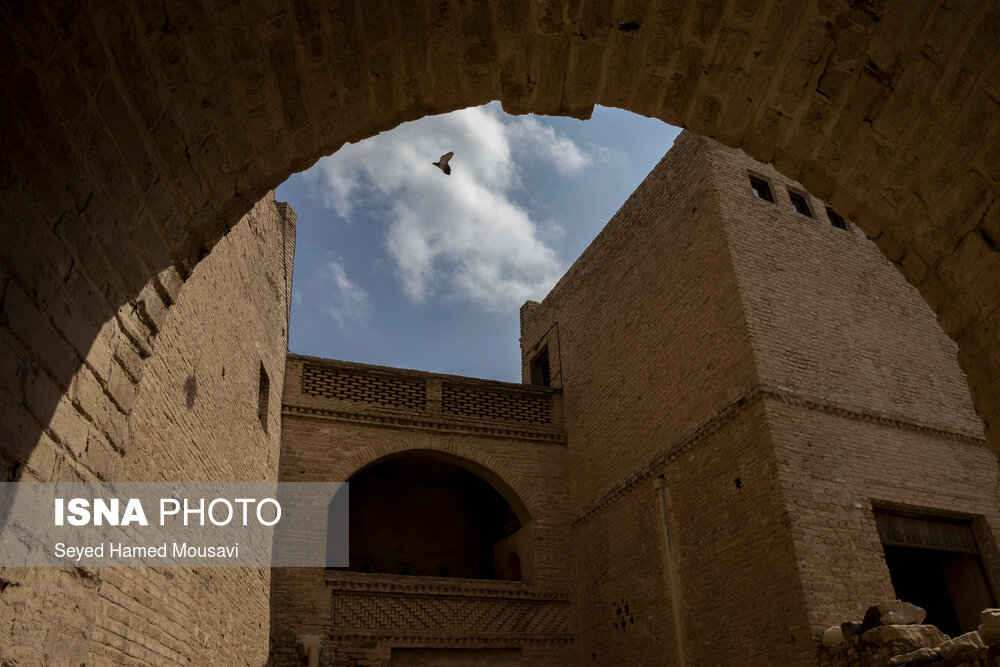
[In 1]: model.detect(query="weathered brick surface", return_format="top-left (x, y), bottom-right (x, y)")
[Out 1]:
top-left (274, 357), bottom-right (576, 666)
top-left (521, 134), bottom-right (999, 665)
top-left (1, 1), bottom-right (998, 460)
top-left (0, 192), bottom-right (293, 664)
top-left (2, 2), bottom-right (1000, 663)
top-left (703, 139), bottom-right (1000, 652)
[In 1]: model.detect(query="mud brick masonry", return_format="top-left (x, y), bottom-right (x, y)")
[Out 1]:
top-left (270, 133), bottom-right (998, 666)
top-left (1, 192), bottom-right (295, 664)
top-left (3, 2), bottom-right (1000, 663)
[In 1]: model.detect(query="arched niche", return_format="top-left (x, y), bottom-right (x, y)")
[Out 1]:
top-left (332, 452), bottom-right (536, 582)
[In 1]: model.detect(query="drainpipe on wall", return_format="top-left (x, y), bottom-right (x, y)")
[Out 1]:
top-left (653, 475), bottom-right (687, 667)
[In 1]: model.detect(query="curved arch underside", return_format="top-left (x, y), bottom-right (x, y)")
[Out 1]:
top-left (0, 0), bottom-right (998, 476)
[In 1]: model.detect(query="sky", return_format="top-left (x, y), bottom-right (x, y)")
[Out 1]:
top-left (276, 104), bottom-right (681, 383)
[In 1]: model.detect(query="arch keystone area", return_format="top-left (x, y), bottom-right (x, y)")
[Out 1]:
top-left (2, 2), bottom-right (997, 465)
top-left (1, 1), bottom-right (999, 664)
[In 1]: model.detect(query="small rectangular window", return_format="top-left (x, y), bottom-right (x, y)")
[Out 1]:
top-left (789, 192), bottom-right (812, 217)
top-left (258, 363), bottom-right (270, 433)
top-left (826, 207), bottom-right (848, 230)
top-left (530, 349), bottom-right (551, 387)
top-left (749, 176), bottom-right (773, 202)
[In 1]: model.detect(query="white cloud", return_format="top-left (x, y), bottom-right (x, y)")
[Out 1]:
top-left (317, 262), bottom-right (370, 329)
top-left (506, 115), bottom-right (591, 175)
top-left (303, 105), bottom-right (595, 312)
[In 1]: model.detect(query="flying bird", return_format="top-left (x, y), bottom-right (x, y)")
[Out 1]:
top-left (433, 151), bottom-right (453, 175)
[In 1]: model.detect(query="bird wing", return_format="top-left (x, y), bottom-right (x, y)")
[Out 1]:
top-left (438, 151), bottom-right (453, 167)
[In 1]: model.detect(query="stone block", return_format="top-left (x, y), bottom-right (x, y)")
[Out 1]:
top-left (981, 609), bottom-right (1000, 646)
top-left (879, 600), bottom-right (927, 625)
top-left (862, 625), bottom-right (949, 655)
top-left (823, 625), bottom-right (845, 647)
top-left (938, 631), bottom-right (985, 659)
top-left (888, 647), bottom-right (942, 665)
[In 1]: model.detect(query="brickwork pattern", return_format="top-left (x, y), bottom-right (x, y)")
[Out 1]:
top-left (520, 134), bottom-right (1000, 665)
top-left (302, 364), bottom-right (428, 410)
top-left (2, 2), bottom-right (999, 493)
top-left (3, 4), bottom-right (1000, 658)
top-left (274, 359), bottom-right (576, 666)
top-left (286, 356), bottom-right (564, 443)
top-left (698, 138), bottom-right (1000, 642)
top-left (441, 382), bottom-right (552, 425)
top-left (330, 580), bottom-right (570, 639)
top-left (0, 193), bottom-right (292, 665)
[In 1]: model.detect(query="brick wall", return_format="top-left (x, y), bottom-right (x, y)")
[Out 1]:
top-left (572, 398), bottom-right (814, 665)
top-left (3, 2), bottom-right (999, 476)
top-left (273, 356), bottom-right (576, 666)
top-left (521, 133), bottom-right (999, 664)
top-left (0, 192), bottom-right (292, 664)
top-left (4, 4), bottom-right (1000, 663)
top-left (521, 132), bottom-right (760, 507)
top-left (707, 136), bottom-right (984, 439)
top-left (702, 137), bottom-right (1000, 647)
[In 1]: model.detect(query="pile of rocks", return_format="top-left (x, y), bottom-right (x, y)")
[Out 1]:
top-left (821, 602), bottom-right (1000, 666)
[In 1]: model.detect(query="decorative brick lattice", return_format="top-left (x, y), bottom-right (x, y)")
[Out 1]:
top-left (441, 383), bottom-right (551, 424)
top-left (332, 592), bottom-right (569, 638)
top-left (301, 365), bottom-right (426, 410)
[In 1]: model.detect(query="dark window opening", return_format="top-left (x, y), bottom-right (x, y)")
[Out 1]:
top-left (343, 456), bottom-right (528, 581)
top-left (826, 207), bottom-right (848, 230)
top-left (530, 348), bottom-right (551, 386)
top-left (257, 363), bottom-right (270, 433)
top-left (789, 192), bottom-right (812, 217)
top-left (749, 176), bottom-right (773, 202)
top-left (876, 510), bottom-right (996, 636)
top-left (506, 553), bottom-right (521, 581)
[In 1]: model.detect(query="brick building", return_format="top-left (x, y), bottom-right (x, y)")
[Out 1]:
top-left (274, 133), bottom-right (999, 665)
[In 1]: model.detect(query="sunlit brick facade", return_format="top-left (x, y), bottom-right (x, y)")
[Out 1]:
top-left (274, 134), bottom-right (999, 666)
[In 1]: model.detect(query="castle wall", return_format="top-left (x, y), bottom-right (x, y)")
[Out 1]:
top-left (273, 356), bottom-right (576, 666)
top-left (519, 131), bottom-right (760, 509)
top-left (573, 397), bottom-right (814, 665)
top-left (519, 132), bottom-right (819, 664)
top-left (0, 192), bottom-right (294, 664)
top-left (764, 398), bottom-right (1000, 633)
top-left (697, 140), bottom-right (1000, 647)
top-left (521, 132), bottom-right (1000, 664)
top-left (707, 135), bottom-right (984, 438)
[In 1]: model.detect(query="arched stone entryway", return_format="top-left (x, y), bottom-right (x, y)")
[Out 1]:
top-left (1, 1), bottom-right (999, 664)
top-left (1, 1), bottom-right (996, 477)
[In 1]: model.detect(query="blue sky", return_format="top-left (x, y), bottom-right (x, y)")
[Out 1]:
top-left (277, 105), bottom-right (680, 383)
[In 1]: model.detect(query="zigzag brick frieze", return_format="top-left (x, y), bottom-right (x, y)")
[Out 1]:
top-left (329, 575), bottom-right (572, 642)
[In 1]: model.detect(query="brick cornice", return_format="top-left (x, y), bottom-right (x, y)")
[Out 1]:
top-left (281, 403), bottom-right (567, 444)
top-left (325, 572), bottom-right (571, 601)
top-left (572, 384), bottom-right (986, 526)
top-left (325, 572), bottom-right (574, 646)
top-left (326, 633), bottom-right (575, 646)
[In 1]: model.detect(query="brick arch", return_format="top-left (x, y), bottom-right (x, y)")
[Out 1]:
top-left (336, 441), bottom-right (538, 525)
top-left (2, 2), bottom-right (999, 482)
top-left (2, 2), bottom-right (999, 664)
